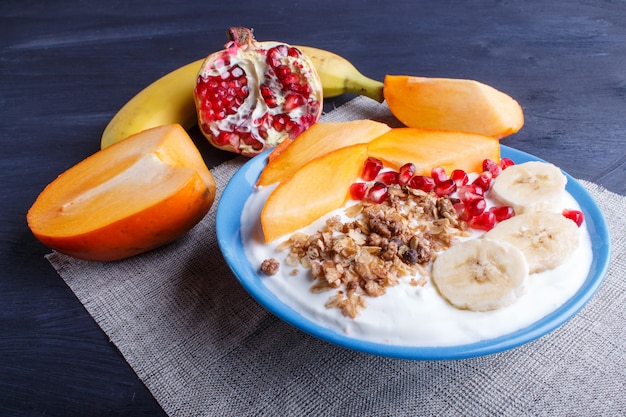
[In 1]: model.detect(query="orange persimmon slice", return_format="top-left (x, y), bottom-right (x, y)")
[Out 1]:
top-left (257, 120), bottom-right (390, 186)
top-left (261, 143), bottom-right (369, 242)
top-left (27, 124), bottom-right (216, 261)
top-left (368, 128), bottom-right (501, 176)
top-left (384, 75), bottom-right (524, 139)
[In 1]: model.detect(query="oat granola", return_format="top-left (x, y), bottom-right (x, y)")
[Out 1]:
top-left (263, 184), bottom-right (470, 318)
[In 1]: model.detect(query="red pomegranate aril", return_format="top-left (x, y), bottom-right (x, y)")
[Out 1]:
top-left (472, 171), bottom-right (493, 192)
top-left (489, 205), bottom-right (515, 222)
top-left (454, 202), bottom-right (473, 222)
top-left (483, 158), bottom-right (503, 178)
top-left (275, 65), bottom-right (291, 79)
top-left (469, 211), bottom-right (496, 231)
top-left (284, 93), bottom-right (305, 111)
top-left (408, 175), bottom-right (436, 192)
top-left (398, 163), bottom-right (416, 185)
top-left (377, 171), bottom-right (399, 185)
top-left (434, 179), bottom-right (457, 196)
top-left (465, 194), bottom-right (487, 216)
top-left (366, 182), bottom-right (389, 204)
top-left (562, 209), bottom-right (584, 227)
top-left (458, 184), bottom-right (484, 201)
top-left (361, 157), bottom-right (383, 181)
top-left (349, 182), bottom-right (368, 200)
top-left (450, 169), bottom-right (469, 187)
top-left (431, 166), bottom-right (448, 185)
top-left (500, 157), bottom-right (515, 170)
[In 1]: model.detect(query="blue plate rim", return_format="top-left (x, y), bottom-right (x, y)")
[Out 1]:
top-left (216, 145), bottom-right (611, 360)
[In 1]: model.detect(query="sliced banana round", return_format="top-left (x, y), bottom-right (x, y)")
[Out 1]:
top-left (490, 161), bottom-right (567, 214)
top-left (432, 238), bottom-right (529, 312)
top-left (484, 211), bottom-right (579, 274)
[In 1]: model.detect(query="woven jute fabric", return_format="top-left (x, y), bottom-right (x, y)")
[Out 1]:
top-left (47, 97), bottom-right (625, 417)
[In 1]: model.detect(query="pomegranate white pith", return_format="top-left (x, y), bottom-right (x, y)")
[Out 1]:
top-left (194, 27), bottom-right (323, 156)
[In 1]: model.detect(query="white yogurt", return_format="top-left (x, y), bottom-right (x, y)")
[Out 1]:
top-left (241, 184), bottom-right (593, 347)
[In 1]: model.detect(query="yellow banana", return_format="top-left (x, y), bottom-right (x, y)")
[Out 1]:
top-left (296, 46), bottom-right (384, 103)
top-left (100, 60), bottom-right (201, 149)
top-left (100, 46), bottom-right (384, 149)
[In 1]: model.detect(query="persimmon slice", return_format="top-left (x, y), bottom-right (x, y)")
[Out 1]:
top-left (384, 75), bottom-right (524, 139)
top-left (260, 143), bottom-right (369, 242)
top-left (257, 120), bottom-right (390, 186)
top-left (367, 128), bottom-right (501, 176)
top-left (27, 124), bottom-right (216, 261)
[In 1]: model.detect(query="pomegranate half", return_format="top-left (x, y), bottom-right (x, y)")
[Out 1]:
top-left (194, 27), bottom-right (323, 156)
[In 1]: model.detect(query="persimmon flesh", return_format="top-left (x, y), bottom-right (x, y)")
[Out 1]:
top-left (27, 124), bottom-right (216, 261)
top-left (257, 120), bottom-right (390, 186)
top-left (384, 75), bottom-right (524, 139)
top-left (368, 128), bottom-right (501, 176)
top-left (261, 143), bottom-right (369, 242)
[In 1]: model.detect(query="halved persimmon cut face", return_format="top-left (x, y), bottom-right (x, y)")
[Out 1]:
top-left (27, 124), bottom-right (216, 261)
top-left (257, 120), bottom-right (390, 186)
top-left (367, 128), bottom-right (501, 176)
top-left (260, 143), bottom-right (369, 243)
top-left (384, 75), bottom-right (524, 139)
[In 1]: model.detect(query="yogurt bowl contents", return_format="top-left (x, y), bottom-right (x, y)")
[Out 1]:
top-left (240, 156), bottom-right (594, 347)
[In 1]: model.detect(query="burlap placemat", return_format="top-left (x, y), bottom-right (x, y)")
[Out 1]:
top-left (47, 97), bottom-right (625, 416)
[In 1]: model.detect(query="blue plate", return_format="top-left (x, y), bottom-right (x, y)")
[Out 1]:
top-left (216, 146), bottom-right (611, 360)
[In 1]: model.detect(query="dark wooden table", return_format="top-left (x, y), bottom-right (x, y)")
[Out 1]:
top-left (2, 1), bottom-right (624, 415)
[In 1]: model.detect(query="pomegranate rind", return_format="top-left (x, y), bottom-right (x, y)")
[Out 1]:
top-left (27, 124), bottom-right (216, 261)
top-left (261, 143), bottom-right (369, 243)
top-left (194, 27), bottom-right (323, 156)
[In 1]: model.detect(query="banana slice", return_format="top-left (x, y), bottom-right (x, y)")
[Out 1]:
top-left (432, 238), bottom-right (529, 312)
top-left (490, 161), bottom-right (567, 214)
top-left (484, 211), bottom-right (579, 274)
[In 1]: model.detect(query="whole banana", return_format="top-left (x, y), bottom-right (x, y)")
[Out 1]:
top-left (100, 46), bottom-right (383, 149)
top-left (296, 46), bottom-right (384, 103)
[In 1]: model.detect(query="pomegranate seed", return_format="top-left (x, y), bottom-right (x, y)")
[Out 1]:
top-left (482, 159), bottom-right (502, 177)
top-left (469, 211), bottom-right (497, 231)
top-left (500, 157), bottom-right (515, 170)
top-left (431, 166), bottom-right (448, 185)
top-left (408, 175), bottom-right (435, 192)
top-left (434, 179), bottom-right (456, 196)
top-left (349, 183), bottom-right (368, 200)
top-left (275, 65), bottom-right (291, 80)
top-left (464, 194), bottom-right (487, 216)
top-left (361, 157), bottom-right (383, 181)
top-left (376, 171), bottom-right (399, 185)
top-left (272, 114), bottom-right (289, 131)
top-left (472, 171), bottom-right (493, 192)
top-left (230, 65), bottom-right (244, 78)
top-left (284, 93), bottom-right (304, 111)
top-left (458, 184), bottom-right (484, 201)
top-left (562, 209), bottom-right (584, 227)
top-left (398, 163), bottom-right (416, 186)
top-left (287, 47), bottom-right (301, 57)
top-left (450, 169), bottom-right (469, 187)
top-left (366, 182), bottom-right (389, 204)
top-left (454, 202), bottom-right (473, 222)
top-left (216, 131), bottom-right (235, 146)
top-left (489, 206), bottom-right (515, 222)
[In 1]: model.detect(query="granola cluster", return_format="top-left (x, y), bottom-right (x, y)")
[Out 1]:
top-left (262, 184), bottom-right (470, 318)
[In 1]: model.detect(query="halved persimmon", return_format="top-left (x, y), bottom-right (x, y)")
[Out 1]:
top-left (367, 128), bottom-right (500, 176)
top-left (257, 120), bottom-right (390, 186)
top-left (261, 143), bottom-right (369, 242)
top-left (384, 75), bottom-right (524, 139)
top-left (27, 124), bottom-right (216, 261)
